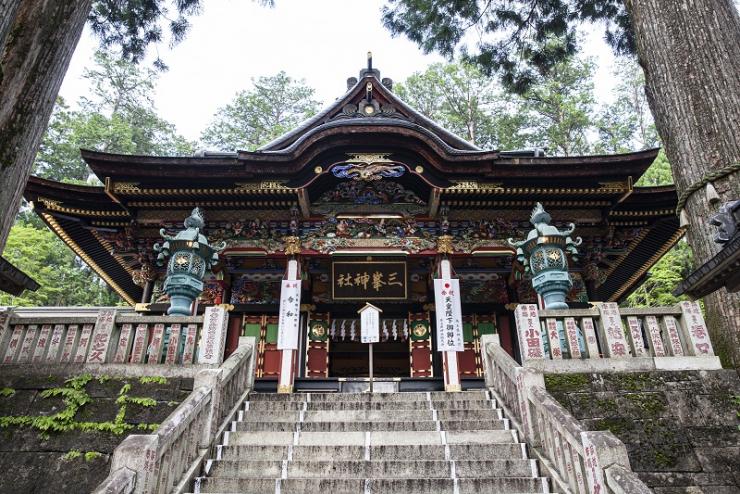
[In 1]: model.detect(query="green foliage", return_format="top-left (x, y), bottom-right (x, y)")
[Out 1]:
top-left (0, 388), bottom-right (15, 398)
top-left (596, 60), bottom-right (660, 154)
top-left (62, 450), bottom-right (82, 461)
top-left (139, 376), bottom-right (167, 385)
top-left (88, 0), bottom-right (205, 67)
top-left (125, 396), bottom-right (157, 407)
top-left (625, 240), bottom-right (693, 308)
top-left (516, 55), bottom-right (598, 156)
top-left (201, 71), bottom-right (322, 151)
top-left (34, 51), bottom-right (194, 183)
top-left (84, 451), bottom-right (103, 462)
top-left (381, 0), bottom-right (634, 92)
top-left (0, 222), bottom-right (120, 307)
top-left (637, 151), bottom-right (674, 186)
top-left (396, 56), bottom-right (625, 157)
top-left (87, 1), bottom-right (273, 69)
top-left (0, 374), bottom-right (162, 437)
top-left (116, 382), bottom-right (158, 422)
top-left (67, 374), bottom-right (94, 390)
top-left (62, 449), bottom-right (104, 461)
top-left (117, 384), bottom-right (132, 398)
top-left (11, 50), bottom-right (197, 306)
top-left (395, 61), bottom-right (527, 150)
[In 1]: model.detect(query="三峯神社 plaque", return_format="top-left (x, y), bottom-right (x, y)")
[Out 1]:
top-left (332, 261), bottom-right (407, 300)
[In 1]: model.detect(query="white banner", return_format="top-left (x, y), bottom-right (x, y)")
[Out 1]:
top-left (277, 280), bottom-right (302, 350)
top-left (433, 278), bottom-right (464, 352)
top-left (360, 306), bottom-right (380, 344)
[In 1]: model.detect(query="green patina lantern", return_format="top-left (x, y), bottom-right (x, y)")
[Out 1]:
top-left (508, 203), bottom-right (581, 309)
top-left (154, 208), bottom-right (224, 316)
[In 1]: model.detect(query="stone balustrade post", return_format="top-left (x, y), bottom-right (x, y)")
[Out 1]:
top-left (86, 309), bottom-right (118, 364)
top-left (198, 306), bottom-right (229, 365)
top-left (481, 333), bottom-right (498, 387)
top-left (596, 303), bottom-right (630, 358)
top-left (192, 368), bottom-right (223, 448)
top-left (678, 301), bottom-right (715, 356)
top-left (604, 464), bottom-right (654, 494)
top-left (238, 336), bottom-right (257, 393)
top-left (0, 307), bottom-right (15, 357)
top-left (514, 304), bottom-right (546, 361)
top-left (581, 430), bottom-right (631, 494)
top-left (90, 467), bottom-right (136, 494)
top-left (108, 435), bottom-right (159, 494)
top-left (515, 367), bottom-right (546, 447)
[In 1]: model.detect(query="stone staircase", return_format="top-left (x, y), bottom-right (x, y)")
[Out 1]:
top-left (192, 390), bottom-right (550, 494)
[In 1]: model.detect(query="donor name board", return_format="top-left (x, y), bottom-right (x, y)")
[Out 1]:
top-left (332, 261), bottom-right (407, 301)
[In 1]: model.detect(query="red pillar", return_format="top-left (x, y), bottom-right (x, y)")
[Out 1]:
top-left (224, 314), bottom-right (242, 359)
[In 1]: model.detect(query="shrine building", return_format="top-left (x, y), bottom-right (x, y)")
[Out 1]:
top-left (23, 61), bottom-right (682, 391)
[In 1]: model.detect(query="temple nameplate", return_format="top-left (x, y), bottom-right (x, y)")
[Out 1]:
top-left (332, 261), bottom-right (407, 301)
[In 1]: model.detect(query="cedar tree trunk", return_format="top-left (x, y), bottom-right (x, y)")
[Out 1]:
top-left (626, 0), bottom-right (740, 366)
top-left (0, 0), bottom-right (92, 252)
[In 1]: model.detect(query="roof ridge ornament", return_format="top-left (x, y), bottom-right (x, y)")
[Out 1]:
top-left (348, 52), bottom-right (393, 91)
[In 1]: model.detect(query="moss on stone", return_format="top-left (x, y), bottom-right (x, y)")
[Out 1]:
top-left (592, 417), bottom-right (632, 436)
top-left (624, 392), bottom-right (666, 416)
top-left (653, 448), bottom-right (678, 468)
top-left (544, 373), bottom-right (591, 393)
top-left (596, 396), bottom-right (620, 415)
top-left (705, 311), bottom-right (735, 368)
top-left (608, 372), bottom-right (661, 392)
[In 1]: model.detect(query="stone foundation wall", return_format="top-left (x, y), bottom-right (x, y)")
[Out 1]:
top-left (545, 370), bottom-right (740, 494)
top-left (0, 374), bottom-right (193, 494)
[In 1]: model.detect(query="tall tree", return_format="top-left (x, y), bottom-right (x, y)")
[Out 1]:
top-left (382, 0), bottom-right (740, 366)
top-left (395, 57), bottom-right (597, 155)
top-left (517, 55), bottom-right (597, 156)
top-left (0, 1), bottom-right (93, 254)
top-left (394, 62), bottom-right (527, 150)
top-left (0, 0), bottom-right (274, 252)
top-left (201, 71), bottom-right (322, 151)
top-left (596, 59), bottom-right (660, 154)
top-left (627, 0), bottom-right (740, 365)
top-left (34, 52), bottom-right (194, 183)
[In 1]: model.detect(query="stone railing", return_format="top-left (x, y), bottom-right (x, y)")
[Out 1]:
top-left (514, 301), bottom-right (721, 372)
top-left (0, 306), bottom-right (231, 369)
top-left (93, 336), bottom-right (256, 494)
top-left (483, 334), bottom-right (651, 494)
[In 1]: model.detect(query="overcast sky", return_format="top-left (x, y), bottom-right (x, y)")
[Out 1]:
top-left (59, 0), bottom-right (618, 143)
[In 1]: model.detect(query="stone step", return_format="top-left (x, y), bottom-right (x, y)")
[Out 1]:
top-left (247, 391), bottom-right (489, 403)
top-left (217, 443), bottom-right (527, 461)
top-left (240, 408), bottom-right (503, 423)
top-left (206, 459), bottom-right (537, 479)
top-left (226, 430), bottom-right (518, 447)
top-left (234, 419), bottom-right (508, 433)
top-left (194, 476), bottom-right (549, 493)
top-left (243, 398), bottom-right (496, 411)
